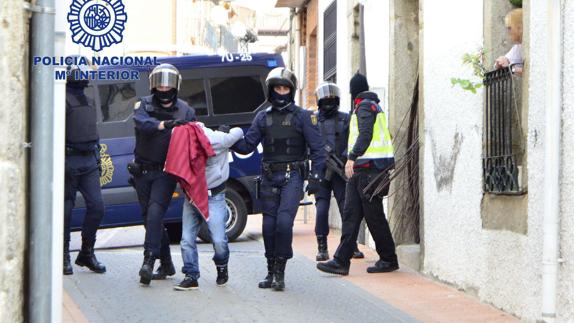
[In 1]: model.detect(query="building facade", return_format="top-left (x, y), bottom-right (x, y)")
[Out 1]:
top-left (283, 0), bottom-right (574, 320)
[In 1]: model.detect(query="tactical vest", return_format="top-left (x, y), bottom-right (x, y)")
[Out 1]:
top-left (262, 107), bottom-right (306, 163)
top-left (65, 91), bottom-right (98, 144)
top-left (348, 101), bottom-right (394, 160)
top-left (135, 96), bottom-right (188, 165)
top-left (318, 111), bottom-right (349, 159)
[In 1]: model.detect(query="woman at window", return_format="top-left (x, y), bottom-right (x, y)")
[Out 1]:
top-left (494, 8), bottom-right (523, 75)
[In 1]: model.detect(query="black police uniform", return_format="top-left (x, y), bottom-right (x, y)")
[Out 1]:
top-left (333, 92), bottom-right (397, 269)
top-left (317, 90), bottom-right (398, 276)
top-left (132, 95), bottom-right (195, 277)
top-left (314, 110), bottom-right (349, 234)
top-left (233, 102), bottom-right (325, 289)
top-left (63, 84), bottom-right (106, 275)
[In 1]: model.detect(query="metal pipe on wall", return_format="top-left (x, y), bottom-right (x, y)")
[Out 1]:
top-left (28, 0), bottom-right (56, 321)
top-left (541, 0), bottom-right (563, 321)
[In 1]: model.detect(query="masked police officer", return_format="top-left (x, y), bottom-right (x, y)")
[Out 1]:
top-left (63, 64), bottom-right (106, 275)
top-left (132, 63), bottom-right (196, 285)
top-left (317, 73), bottom-right (398, 276)
top-left (313, 82), bottom-right (364, 261)
top-left (232, 67), bottom-right (325, 291)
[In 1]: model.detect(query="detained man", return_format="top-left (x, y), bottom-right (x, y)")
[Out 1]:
top-left (174, 124), bottom-right (243, 290)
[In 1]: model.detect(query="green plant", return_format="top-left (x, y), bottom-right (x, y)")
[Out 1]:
top-left (509, 0), bottom-right (522, 7)
top-left (450, 48), bottom-right (488, 94)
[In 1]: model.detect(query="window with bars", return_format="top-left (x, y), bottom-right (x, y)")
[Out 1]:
top-left (483, 67), bottom-right (524, 194)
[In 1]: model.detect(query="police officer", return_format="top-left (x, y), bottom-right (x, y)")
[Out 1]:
top-left (132, 64), bottom-right (196, 285)
top-left (317, 73), bottom-right (398, 276)
top-left (232, 67), bottom-right (325, 291)
top-left (63, 64), bottom-right (106, 275)
top-left (313, 82), bottom-right (364, 261)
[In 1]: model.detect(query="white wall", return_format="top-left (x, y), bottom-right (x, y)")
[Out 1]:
top-left (336, 0), bottom-right (351, 110)
top-left (364, 0), bottom-right (390, 110)
top-left (421, 0), bottom-right (544, 320)
top-left (558, 0), bottom-right (574, 320)
top-left (421, 0), bottom-right (485, 289)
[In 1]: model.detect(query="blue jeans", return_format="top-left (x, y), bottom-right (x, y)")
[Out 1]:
top-left (181, 192), bottom-right (230, 279)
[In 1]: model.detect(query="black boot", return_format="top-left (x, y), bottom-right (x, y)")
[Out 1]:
top-left (139, 251), bottom-right (156, 286)
top-left (316, 258), bottom-right (349, 276)
top-left (258, 258), bottom-right (275, 289)
top-left (271, 257), bottom-right (287, 291)
top-left (316, 235), bottom-right (329, 261)
top-left (75, 241), bottom-right (106, 273)
top-left (152, 253), bottom-right (176, 280)
top-left (63, 243), bottom-right (73, 275)
top-left (352, 246), bottom-right (365, 259)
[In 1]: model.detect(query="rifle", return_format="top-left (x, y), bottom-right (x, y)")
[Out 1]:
top-left (324, 146), bottom-right (348, 182)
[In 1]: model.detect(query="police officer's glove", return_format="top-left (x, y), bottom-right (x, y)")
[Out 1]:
top-left (320, 178), bottom-right (332, 188)
top-left (164, 119), bottom-right (188, 129)
top-left (305, 177), bottom-right (322, 195)
top-left (217, 124), bottom-right (231, 133)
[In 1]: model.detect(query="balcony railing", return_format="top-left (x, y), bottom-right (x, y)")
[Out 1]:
top-left (483, 68), bottom-right (520, 193)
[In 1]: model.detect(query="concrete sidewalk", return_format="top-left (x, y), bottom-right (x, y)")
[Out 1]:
top-left (63, 209), bottom-right (518, 322)
top-left (282, 215), bottom-right (518, 323)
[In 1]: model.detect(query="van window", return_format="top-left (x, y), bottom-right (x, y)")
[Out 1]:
top-left (99, 83), bottom-right (137, 122)
top-left (210, 76), bottom-right (265, 115)
top-left (179, 79), bottom-right (208, 116)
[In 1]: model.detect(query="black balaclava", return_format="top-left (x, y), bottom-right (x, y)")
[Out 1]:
top-left (318, 97), bottom-right (340, 119)
top-left (270, 88), bottom-right (293, 109)
top-left (153, 88), bottom-right (178, 106)
top-left (349, 72), bottom-right (369, 103)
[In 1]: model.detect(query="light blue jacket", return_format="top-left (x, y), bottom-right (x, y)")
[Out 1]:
top-left (201, 126), bottom-right (243, 189)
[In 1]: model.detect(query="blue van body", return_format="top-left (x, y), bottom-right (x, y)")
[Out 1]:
top-left (70, 53), bottom-right (284, 238)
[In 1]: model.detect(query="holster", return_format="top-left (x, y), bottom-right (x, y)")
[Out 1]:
top-left (254, 176), bottom-right (262, 199)
top-left (127, 162), bottom-right (143, 177)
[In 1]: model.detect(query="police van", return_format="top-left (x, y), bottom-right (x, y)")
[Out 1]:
top-left (71, 53), bottom-right (284, 242)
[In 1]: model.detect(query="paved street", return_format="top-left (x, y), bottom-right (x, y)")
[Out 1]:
top-left (64, 215), bottom-right (517, 323)
top-left (65, 223), bottom-right (416, 323)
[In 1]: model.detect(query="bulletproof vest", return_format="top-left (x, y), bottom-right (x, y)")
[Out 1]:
top-left (66, 91), bottom-right (99, 144)
top-left (319, 111), bottom-right (349, 158)
top-left (262, 107), bottom-right (306, 163)
top-left (135, 96), bottom-right (188, 165)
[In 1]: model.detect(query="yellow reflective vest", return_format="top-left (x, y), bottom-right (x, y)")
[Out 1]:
top-left (348, 104), bottom-right (394, 160)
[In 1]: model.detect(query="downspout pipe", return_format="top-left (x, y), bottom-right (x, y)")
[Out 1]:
top-left (541, 0), bottom-right (563, 322)
top-left (28, 0), bottom-right (55, 321)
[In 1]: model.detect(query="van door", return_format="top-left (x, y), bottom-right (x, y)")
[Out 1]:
top-left (71, 77), bottom-right (148, 228)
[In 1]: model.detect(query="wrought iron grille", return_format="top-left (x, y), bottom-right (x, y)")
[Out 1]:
top-left (483, 68), bottom-right (520, 193)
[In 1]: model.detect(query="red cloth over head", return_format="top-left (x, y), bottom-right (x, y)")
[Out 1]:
top-left (164, 123), bottom-right (215, 220)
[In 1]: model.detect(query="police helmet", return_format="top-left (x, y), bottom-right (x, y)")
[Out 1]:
top-left (149, 63), bottom-right (181, 91)
top-left (266, 67), bottom-right (297, 93)
top-left (315, 82), bottom-right (340, 102)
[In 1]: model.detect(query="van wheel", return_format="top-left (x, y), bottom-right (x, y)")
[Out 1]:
top-left (198, 187), bottom-right (248, 243)
top-left (165, 222), bottom-right (182, 244)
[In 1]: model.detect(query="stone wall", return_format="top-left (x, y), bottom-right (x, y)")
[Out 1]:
top-left (0, 0), bottom-right (29, 321)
